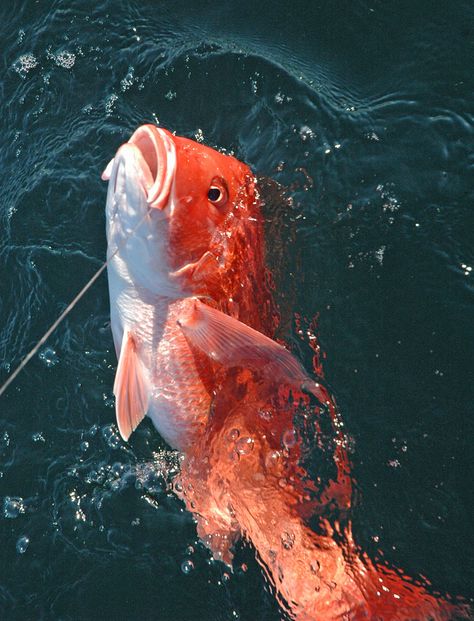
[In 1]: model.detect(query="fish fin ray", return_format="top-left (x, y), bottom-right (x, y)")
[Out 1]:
top-left (178, 299), bottom-right (310, 386)
top-left (113, 331), bottom-right (149, 441)
top-left (101, 157), bottom-right (115, 181)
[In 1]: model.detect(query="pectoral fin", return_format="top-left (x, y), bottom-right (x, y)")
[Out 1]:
top-left (113, 331), bottom-right (149, 441)
top-left (178, 299), bottom-right (316, 390)
top-left (101, 158), bottom-right (115, 181)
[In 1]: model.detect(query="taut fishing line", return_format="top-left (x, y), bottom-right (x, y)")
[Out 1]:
top-left (0, 208), bottom-right (151, 398)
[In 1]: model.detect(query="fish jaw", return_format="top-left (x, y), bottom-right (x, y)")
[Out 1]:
top-left (102, 124), bottom-right (176, 210)
top-left (104, 128), bottom-right (213, 449)
top-left (128, 124), bottom-right (176, 210)
top-left (104, 127), bottom-right (182, 301)
top-left (104, 127), bottom-right (181, 401)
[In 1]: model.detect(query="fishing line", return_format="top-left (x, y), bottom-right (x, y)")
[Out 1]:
top-left (0, 208), bottom-right (151, 398)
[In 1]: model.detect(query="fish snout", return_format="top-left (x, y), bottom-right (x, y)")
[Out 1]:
top-left (128, 124), bottom-right (176, 210)
top-left (102, 125), bottom-right (176, 211)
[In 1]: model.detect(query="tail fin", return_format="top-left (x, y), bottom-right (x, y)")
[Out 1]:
top-left (179, 373), bottom-right (469, 620)
top-left (351, 548), bottom-right (469, 621)
top-left (248, 516), bottom-right (469, 621)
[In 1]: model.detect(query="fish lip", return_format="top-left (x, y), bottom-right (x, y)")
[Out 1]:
top-left (128, 124), bottom-right (176, 210)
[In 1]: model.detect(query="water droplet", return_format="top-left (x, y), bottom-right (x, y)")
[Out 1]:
top-left (103, 393), bottom-right (115, 408)
top-left (181, 559), bottom-right (194, 574)
top-left (194, 128), bottom-right (204, 142)
top-left (101, 424), bottom-right (121, 449)
top-left (0, 431), bottom-right (11, 451)
top-left (282, 429), bottom-right (297, 450)
top-left (299, 125), bottom-right (315, 141)
top-left (281, 531), bottom-right (295, 550)
top-left (375, 246), bottom-right (386, 265)
top-left (3, 496), bottom-right (25, 519)
top-left (16, 535), bottom-right (29, 554)
top-left (39, 347), bottom-right (59, 368)
top-left (54, 51), bottom-right (75, 69)
top-left (13, 53), bottom-right (38, 77)
top-left (105, 93), bottom-right (118, 116)
top-left (88, 424), bottom-right (99, 436)
top-left (235, 437), bottom-right (254, 455)
top-left (258, 409), bottom-right (273, 421)
top-left (265, 450), bottom-right (281, 470)
top-left (228, 428), bottom-right (240, 441)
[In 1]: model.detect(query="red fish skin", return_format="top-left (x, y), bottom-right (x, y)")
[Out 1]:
top-left (168, 141), bottom-right (467, 620)
top-left (177, 373), bottom-right (466, 621)
top-left (105, 125), bottom-right (470, 620)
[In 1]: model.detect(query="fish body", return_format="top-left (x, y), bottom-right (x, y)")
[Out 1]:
top-left (103, 125), bottom-right (467, 621)
top-left (103, 125), bottom-right (271, 451)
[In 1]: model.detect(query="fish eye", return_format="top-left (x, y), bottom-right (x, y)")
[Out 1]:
top-left (208, 187), bottom-right (221, 201)
top-left (207, 178), bottom-right (228, 207)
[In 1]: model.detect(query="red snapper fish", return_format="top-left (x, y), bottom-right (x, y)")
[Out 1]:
top-left (102, 124), bottom-right (467, 621)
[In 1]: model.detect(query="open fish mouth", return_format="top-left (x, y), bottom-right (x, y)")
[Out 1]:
top-left (103, 124), bottom-right (176, 210)
top-left (129, 125), bottom-right (176, 209)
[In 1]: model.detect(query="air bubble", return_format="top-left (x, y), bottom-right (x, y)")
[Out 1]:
top-left (265, 450), bottom-right (281, 470)
top-left (194, 128), bottom-right (204, 142)
top-left (375, 246), bottom-right (386, 265)
top-left (120, 67), bottom-right (135, 91)
top-left (181, 559), bottom-right (194, 574)
top-left (54, 51), bottom-right (76, 69)
top-left (3, 497), bottom-right (26, 519)
top-left (0, 431), bottom-right (11, 451)
top-left (299, 125), bottom-right (316, 141)
top-left (101, 424), bottom-right (121, 449)
top-left (39, 347), bottom-right (59, 368)
top-left (235, 437), bottom-right (254, 455)
top-left (13, 53), bottom-right (38, 77)
top-left (16, 535), bottom-right (29, 554)
top-left (105, 93), bottom-right (118, 116)
top-left (228, 428), bottom-right (240, 441)
top-left (258, 409), bottom-right (273, 421)
top-left (282, 429), bottom-right (297, 450)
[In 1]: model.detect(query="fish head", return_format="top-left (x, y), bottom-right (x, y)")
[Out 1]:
top-left (166, 132), bottom-right (256, 273)
top-left (103, 124), bottom-right (259, 298)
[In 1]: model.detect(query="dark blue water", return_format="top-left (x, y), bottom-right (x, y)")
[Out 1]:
top-left (1, 1), bottom-right (473, 619)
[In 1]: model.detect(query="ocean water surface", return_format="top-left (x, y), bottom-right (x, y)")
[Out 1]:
top-left (0, 1), bottom-right (473, 619)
